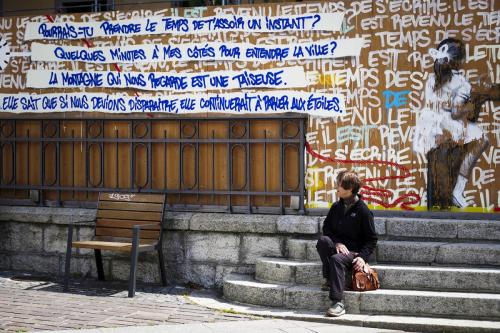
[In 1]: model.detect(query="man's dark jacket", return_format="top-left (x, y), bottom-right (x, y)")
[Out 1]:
top-left (322, 197), bottom-right (378, 261)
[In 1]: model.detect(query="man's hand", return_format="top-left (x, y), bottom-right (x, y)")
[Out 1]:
top-left (352, 257), bottom-right (365, 272)
top-left (335, 243), bottom-right (349, 255)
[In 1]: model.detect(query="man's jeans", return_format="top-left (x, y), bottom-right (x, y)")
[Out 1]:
top-left (316, 236), bottom-right (355, 302)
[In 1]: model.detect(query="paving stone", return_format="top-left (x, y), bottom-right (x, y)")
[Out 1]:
top-left (0, 273), bottom-right (251, 332)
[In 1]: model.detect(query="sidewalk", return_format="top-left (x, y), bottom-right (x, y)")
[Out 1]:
top-left (33, 319), bottom-right (406, 333)
top-left (0, 271), bottom-right (406, 333)
top-left (0, 271), bottom-right (252, 332)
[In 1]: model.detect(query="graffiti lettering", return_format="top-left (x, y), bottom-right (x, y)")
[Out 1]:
top-left (31, 39), bottom-right (364, 63)
top-left (472, 167), bottom-right (495, 189)
top-left (0, 92), bottom-right (346, 116)
top-left (24, 13), bottom-right (344, 41)
top-left (383, 89), bottom-right (410, 108)
top-left (336, 125), bottom-right (377, 144)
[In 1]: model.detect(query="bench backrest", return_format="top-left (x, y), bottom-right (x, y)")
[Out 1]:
top-left (95, 193), bottom-right (165, 242)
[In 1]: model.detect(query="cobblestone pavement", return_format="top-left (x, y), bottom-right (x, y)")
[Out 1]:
top-left (0, 271), bottom-right (254, 332)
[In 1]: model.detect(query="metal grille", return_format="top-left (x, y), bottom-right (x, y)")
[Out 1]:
top-left (0, 116), bottom-right (306, 214)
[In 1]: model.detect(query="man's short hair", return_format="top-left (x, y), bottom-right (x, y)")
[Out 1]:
top-left (336, 170), bottom-right (362, 195)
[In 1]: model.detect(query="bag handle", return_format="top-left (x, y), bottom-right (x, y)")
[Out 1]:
top-left (354, 262), bottom-right (371, 274)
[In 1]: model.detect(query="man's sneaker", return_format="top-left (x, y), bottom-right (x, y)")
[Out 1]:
top-left (321, 280), bottom-right (330, 291)
top-left (326, 301), bottom-right (345, 317)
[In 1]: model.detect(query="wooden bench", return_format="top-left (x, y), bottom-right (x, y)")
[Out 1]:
top-left (64, 192), bottom-right (167, 297)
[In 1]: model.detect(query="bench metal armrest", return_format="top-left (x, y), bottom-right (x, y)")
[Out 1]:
top-left (132, 223), bottom-right (162, 244)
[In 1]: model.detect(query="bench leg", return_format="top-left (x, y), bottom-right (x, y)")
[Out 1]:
top-left (94, 250), bottom-right (105, 281)
top-left (129, 227), bottom-right (140, 298)
top-left (64, 224), bottom-right (74, 291)
top-left (158, 246), bottom-right (167, 286)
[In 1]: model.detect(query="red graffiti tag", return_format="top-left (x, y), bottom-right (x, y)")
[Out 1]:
top-left (305, 142), bottom-right (421, 210)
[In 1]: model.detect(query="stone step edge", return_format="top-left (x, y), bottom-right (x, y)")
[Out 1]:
top-left (226, 273), bottom-right (500, 300)
top-left (188, 288), bottom-right (500, 333)
top-left (256, 256), bottom-right (500, 272)
top-left (255, 257), bottom-right (500, 273)
top-left (224, 273), bottom-right (500, 319)
top-left (286, 239), bottom-right (500, 267)
top-left (288, 239), bottom-right (500, 248)
top-left (254, 257), bottom-right (500, 287)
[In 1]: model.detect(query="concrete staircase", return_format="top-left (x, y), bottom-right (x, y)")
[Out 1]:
top-left (223, 217), bottom-right (500, 332)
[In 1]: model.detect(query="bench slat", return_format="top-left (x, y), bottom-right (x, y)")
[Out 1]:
top-left (72, 240), bottom-right (155, 252)
top-left (99, 192), bottom-right (164, 204)
top-left (96, 219), bottom-right (160, 230)
top-left (98, 201), bottom-right (163, 212)
top-left (97, 210), bottom-right (162, 221)
top-left (96, 227), bottom-right (159, 239)
top-left (94, 236), bottom-right (157, 244)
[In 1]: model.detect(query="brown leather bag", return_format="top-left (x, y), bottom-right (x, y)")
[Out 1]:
top-left (352, 264), bottom-right (379, 291)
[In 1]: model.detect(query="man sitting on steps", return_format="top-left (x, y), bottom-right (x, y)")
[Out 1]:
top-left (316, 170), bottom-right (378, 317)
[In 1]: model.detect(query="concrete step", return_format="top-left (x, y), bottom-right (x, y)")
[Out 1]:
top-left (255, 257), bottom-right (500, 293)
top-left (286, 239), bottom-right (500, 266)
top-left (223, 273), bottom-right (500, 320)
top-left (381, 217), bottom-right (500, 242)
top-left (193, 289), bottom-right (500, 333)
top-left (377, 241), bottom-right (500, 266)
